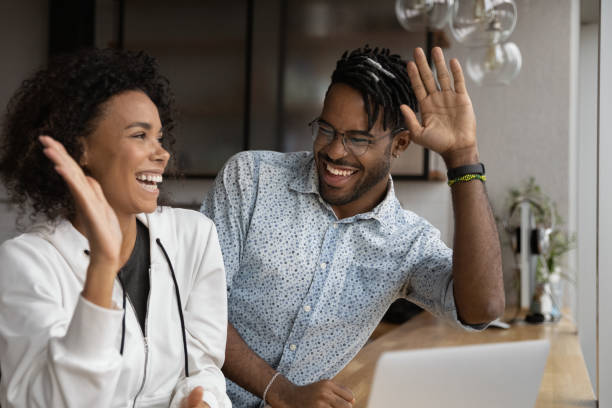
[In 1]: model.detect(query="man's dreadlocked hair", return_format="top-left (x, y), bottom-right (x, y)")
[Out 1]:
top-left (330, 45), bottom-right (418, 132)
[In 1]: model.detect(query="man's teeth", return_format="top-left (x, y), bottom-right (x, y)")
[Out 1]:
top-left (136, 174), bottom-right (163, 183)
top-left (326, 163), bottom-right (356, 177)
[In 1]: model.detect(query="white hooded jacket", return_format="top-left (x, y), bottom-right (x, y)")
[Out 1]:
top-left (0, 207), bottom-right (231, 408)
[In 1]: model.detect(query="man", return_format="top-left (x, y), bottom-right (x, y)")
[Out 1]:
top-left (201, 46), bottom-right (504, 408)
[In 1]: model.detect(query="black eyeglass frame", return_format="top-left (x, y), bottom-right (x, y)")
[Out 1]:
top-left (309, 117), bottom-right (407, 156)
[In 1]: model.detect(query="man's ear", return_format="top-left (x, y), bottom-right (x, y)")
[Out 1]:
top-left (392, 130), bottom-right (411, 157)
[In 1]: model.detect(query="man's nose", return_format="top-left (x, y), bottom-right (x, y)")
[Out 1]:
top-left (326, 133), bottom-right (348, 160)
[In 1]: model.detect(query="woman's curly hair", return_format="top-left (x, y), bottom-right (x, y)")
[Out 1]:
top-left (0, 48), bottom-right (176, 225)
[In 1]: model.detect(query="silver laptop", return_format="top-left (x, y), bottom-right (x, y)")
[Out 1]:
top-left (367, 339), bottom-right (550, 408)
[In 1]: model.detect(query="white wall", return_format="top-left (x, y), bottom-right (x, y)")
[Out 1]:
top-left (577, 22), bottom-right (599, 395)
top-left (436, 0), bottom-right (577, 311)
top-left (598, 0), bottom-right (612, 402)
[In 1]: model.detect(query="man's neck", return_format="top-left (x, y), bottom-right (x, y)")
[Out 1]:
top-left (330, 177), bottom-right (390, 219)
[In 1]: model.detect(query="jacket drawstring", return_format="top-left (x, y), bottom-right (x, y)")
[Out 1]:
top-left (83, 241), bottom-right (189, 377)
top-left (156, 238), bottom-right (190, 378)
top-left (116, 274), bottom-right (127, 355)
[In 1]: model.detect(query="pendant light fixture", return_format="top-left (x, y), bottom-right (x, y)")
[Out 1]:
top-left (395, 0), bottom-right (455, 31)
top-left (395, 0), bottom-right (521, 86)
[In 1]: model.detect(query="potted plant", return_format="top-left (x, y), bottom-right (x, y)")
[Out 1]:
top-left (505, 177), bottom-right (575, 322)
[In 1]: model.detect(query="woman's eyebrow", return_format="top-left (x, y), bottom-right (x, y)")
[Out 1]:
top-left (124, 121), bottom-right (152, 130)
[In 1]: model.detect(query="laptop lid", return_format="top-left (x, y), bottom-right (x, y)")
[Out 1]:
top-left (367, 339), bottom-right (550, 408)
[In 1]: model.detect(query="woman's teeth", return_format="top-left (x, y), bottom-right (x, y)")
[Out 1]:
top-left (136, 174), bottom-right (162, 183)
top-left (136, 173), bottom-right (162, 192)
top-left (138, 182), bottom-right (158, 192)
top-left (326, 163), bottom-right (356, 177)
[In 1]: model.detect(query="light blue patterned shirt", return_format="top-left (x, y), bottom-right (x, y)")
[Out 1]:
top-left (201, 151), bottom-right (470, 408)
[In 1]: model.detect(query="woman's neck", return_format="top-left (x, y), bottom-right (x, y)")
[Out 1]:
top-left (117, 214), bottom-right (138, 266)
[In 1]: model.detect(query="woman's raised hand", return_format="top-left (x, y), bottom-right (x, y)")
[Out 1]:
top-left (40, 135), bottom-right (122, 307)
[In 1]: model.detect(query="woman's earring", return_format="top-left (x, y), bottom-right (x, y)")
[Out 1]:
top-left (392, 152), bottom-right (399, 159)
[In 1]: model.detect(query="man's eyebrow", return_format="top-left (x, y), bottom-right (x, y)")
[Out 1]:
top-left (319, 118), bottom-right (372, 136)
top-left (318, 118), bottom-right (333, 127)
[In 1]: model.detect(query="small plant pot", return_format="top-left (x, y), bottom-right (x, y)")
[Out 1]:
top-left (526, 281), bottom-right (562, 323)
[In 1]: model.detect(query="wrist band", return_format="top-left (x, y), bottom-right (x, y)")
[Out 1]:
top-left (262, 372), bottom-right (281, 404)
top-left (447, 162), bottom-right (485, 180)
top-left (448, 173), bottom-right (486, 186)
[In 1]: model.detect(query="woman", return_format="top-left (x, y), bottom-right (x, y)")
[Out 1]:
top-left (0, 49), bottom-right (231, 408)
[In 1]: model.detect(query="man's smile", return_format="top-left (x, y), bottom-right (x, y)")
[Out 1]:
top-left (318, 156), bottom-right (361, 188)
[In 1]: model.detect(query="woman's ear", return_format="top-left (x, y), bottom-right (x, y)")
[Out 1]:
top-left (79, 138), bottom-right (89, 167)
top-left (391, 129), bottom-right (411, 158)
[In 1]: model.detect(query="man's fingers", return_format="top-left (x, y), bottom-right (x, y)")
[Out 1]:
top-left (450, 58), bottom-right (467, 94)
top-left (413, 47), bottom-right (437, 95)
top-left (400, 105), bottom-right (423, 142)
top-left (330, 381), bottom-right (354, 403)
top-left (432, 47), bottom-right (452, 91)
top-left (407, 61), bottom-right (427, 102)
top-left (331, 396), bottom-right (353, 408)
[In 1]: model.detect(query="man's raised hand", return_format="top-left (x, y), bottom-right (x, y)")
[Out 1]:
top-left (401, 47), bottom-right (479, 168)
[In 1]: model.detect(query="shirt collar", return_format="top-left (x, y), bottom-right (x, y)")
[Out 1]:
top-left (288, 152), bottom-right (400, 230)
top-left (288, 152), bottom-right (320, 194)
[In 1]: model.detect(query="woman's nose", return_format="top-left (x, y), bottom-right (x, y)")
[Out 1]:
top-left (151, 141), bottom-right (170, 164)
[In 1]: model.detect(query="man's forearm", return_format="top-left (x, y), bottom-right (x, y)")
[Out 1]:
top-left (222, 322), bottom-right (279, 400)
top-left (223, 323), bottom-right (355, 408)
top-left (449, 177), bottom-right (505, 324)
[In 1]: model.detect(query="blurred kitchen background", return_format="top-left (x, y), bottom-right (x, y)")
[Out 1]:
top-left (0, 0), bottom-right (601, 392)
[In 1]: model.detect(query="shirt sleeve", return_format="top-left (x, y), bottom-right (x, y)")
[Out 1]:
top-left (400, 218), bottom-right (487, 331)
top-left (169, 222), bottom-right (232, 408)
top-left (200, 151), bottom-right (259, 294)
top-left (0, 239), bottom-right (124, 408)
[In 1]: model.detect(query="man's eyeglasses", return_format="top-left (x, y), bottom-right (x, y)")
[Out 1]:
top-left (309, 118), bottom-right (406, 157)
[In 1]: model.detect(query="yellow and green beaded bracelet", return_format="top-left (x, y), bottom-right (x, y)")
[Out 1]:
top-left (447, 173), bottom-right (487, 187)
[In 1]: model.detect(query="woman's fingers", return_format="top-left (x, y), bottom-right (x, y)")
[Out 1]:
top-left (39, 135), bottom-right (100, 216)
top-left (186, 387), bottom-right (205, 408)
top-left (39, 135), bottom-right (87, 189)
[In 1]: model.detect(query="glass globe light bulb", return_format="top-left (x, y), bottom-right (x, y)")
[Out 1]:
top-left (395, 0), bottom-right (453, 31)
top-left (450, 0), bottom-right (517, 47)
top-left (466, 41), bottom-right (522, 86)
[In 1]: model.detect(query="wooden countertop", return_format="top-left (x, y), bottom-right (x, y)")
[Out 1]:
top-left (334, 312), bottom-right (596, 407)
